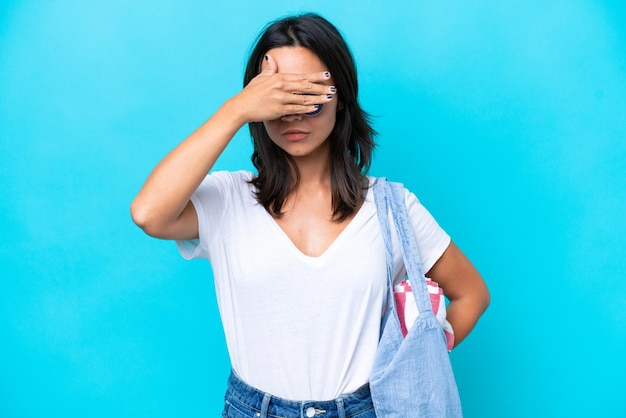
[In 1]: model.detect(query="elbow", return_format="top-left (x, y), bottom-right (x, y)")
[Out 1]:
top-left (480, 282), bottom-right (491, 314)
top-left (130, 199), bottom-right (160, 237)
top-left (130, 198), bottom-right (191, 239)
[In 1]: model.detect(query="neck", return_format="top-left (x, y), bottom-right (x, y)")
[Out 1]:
top-left (290, 147), bottom-right (332, 191)
top-left (295, 160), bottom-right (330, 186)
top-left (283, 156), bottom-right (333, 217)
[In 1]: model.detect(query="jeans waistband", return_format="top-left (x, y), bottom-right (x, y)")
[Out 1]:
top-left (225, 371), bottom-right (375, 418)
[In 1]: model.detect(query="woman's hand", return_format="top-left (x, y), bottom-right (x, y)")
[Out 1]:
top-left (228, 54), bottom-right (337, 123)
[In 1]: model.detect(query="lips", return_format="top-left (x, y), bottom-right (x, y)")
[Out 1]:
top-left (282, 129), bottom-right (310, 142)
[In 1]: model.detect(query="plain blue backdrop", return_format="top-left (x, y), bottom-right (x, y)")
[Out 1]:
top-left (1, 1), bottom-right (625, 417)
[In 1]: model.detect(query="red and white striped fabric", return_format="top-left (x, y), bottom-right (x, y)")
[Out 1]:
top-left (393, 279), bottom-right (455, 351)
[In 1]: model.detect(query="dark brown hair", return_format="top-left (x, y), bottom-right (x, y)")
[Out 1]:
top-left (244, 13), bottom-right (376, 221)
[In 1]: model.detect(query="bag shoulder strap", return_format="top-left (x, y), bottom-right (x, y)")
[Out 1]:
top-left (373, 178), bottom-right (434, 314)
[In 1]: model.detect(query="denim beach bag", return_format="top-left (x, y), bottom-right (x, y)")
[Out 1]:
top-left (370, 178), bottom-right (463, 417)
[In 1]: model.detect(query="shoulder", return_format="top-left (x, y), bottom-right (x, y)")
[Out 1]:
top-left (206, 170), bottom-right (254, 183)
top-left (191, 170), bottom-right (257, 205)
top-left (199, 170), bottom-right (255, 191)
top-left (367, 176), bottom-right (422, 205)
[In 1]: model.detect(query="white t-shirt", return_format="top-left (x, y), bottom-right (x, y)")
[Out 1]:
top-left (176, 171), bottom-right (450, 401)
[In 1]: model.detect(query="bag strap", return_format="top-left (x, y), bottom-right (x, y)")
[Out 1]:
top-left (373, 178), bottom-right (434, 315)
top-left (372, 178), bottom-right (396, 325)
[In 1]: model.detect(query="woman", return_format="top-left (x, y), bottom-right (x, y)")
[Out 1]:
top-left (131, 13), bottom-right (489, 417)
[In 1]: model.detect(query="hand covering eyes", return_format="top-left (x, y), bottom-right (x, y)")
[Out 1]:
top-left (300, 93), bottom-right (323, 116)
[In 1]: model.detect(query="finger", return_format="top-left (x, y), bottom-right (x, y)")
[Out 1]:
top-left (273, 89), bottom-right (335, 107)
top-left (281, 80), bottom-right (337, 96)
top-left (269, 94), bottom-right (333, 119)
top-left (262, 54), bottom-right (278, 75)
top-left (281, 70), bottom-right (332, 84)
top-left (285, 103), bottom-right (323, 115)
top-left (293, 92), bottom-right (333, 106)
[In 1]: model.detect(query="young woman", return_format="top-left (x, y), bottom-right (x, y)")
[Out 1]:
top-left (131, 13), bottom-right (489, 418)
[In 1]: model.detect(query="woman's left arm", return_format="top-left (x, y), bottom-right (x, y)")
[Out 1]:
top-left (426, 241), bottom-right (490, 348)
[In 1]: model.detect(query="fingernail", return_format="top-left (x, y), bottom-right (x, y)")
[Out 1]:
top-left (264, 55), bottom-right (269, 61)
top-left (326, 94), bottom-right (333, 99)
top-left (329, 86), bottom-right (337, 93)
top-left (323, 71), bottom-right (331, 78)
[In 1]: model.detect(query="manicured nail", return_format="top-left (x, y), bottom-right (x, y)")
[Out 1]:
top-left (329, 86), bottom-right (337, 93)
top-left (326, 94), bottom-right (333, 99)
top-left (323, 71), bottom-right (331, 78)
top-left (264, 55), bottom-right (269, 61)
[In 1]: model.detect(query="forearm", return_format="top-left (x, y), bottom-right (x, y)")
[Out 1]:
top-left (445, 292), bottom-right (489, 348)
top-left (130, 99), bottom-right (245, 235)
top-left (426, 242), bottom-right (490, 348)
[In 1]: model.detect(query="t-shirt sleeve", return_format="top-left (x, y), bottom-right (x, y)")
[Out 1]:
top-left (175, 171), bottom-right (241, 260)
top-left (404, 188), bottom-right (451, 274)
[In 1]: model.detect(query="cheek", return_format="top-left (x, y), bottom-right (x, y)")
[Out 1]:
top-left (262, 121), bottom-right (278, 137)
top-left (318, 111), bottom-right (337, 133)
top-left (261, 122), bottom-right (283, 148)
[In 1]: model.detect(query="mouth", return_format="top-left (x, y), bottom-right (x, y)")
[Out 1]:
top-left (282, 129), bottom-right (310, 141)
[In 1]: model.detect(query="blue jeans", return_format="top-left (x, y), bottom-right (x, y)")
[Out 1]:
top-left (222, 371), bottom-right (377, 418)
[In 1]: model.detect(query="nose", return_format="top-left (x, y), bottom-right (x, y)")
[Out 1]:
top-left (280, 113), bottom-right (304, 122)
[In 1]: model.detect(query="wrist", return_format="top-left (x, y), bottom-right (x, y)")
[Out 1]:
top-left (220, 96), bottom-right (250, 127)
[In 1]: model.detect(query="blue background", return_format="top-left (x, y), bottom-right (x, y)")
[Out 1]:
top-left (1, 1), bottom-right (625, 417)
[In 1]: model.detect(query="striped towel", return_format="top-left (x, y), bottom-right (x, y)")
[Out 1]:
top-left (393, 279), bottom-right (455, 351)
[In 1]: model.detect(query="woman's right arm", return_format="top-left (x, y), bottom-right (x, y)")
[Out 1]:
top-left (130, 100), bottom-right (245, 240)
top-left (130, 56), bottom-right (335, 240)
